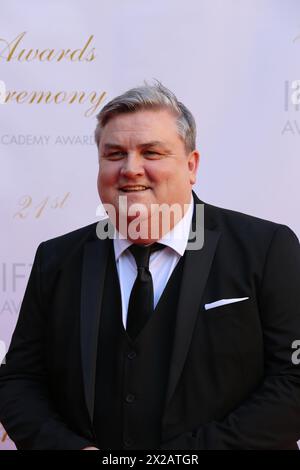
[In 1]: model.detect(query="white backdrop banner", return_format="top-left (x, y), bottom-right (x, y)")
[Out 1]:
top-left (0, 0), bottom-right (300, 450)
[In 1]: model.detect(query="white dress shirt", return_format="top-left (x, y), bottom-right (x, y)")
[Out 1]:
top-left (113, 196), bottom-right (194, 329)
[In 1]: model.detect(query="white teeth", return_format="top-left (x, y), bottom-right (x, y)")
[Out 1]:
top-left (121, 186), bottom-right (148, 191)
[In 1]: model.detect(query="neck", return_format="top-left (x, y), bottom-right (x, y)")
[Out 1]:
top-left (115, 197), bottom-right (193, 244)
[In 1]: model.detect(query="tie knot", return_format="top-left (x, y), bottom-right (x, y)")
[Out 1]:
top-left (129, 242), bottom-right (164, 268)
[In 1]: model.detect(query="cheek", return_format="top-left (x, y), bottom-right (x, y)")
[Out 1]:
top-left (152, 167), bottom-right (183, 188)
top-left (147, 163), bottom-right (172, 183)
top-left (98, 165), bottom-right (118, 184)
top-left (97, 170), bottom-right (114, 201)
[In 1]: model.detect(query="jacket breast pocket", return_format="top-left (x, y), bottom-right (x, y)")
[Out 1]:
top-left (204, 297), bottom-right (251, 317)
top-left (201, 296), bottom-right (264, 384)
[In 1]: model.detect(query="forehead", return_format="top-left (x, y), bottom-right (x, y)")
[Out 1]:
top-left (99, 109), bottom-right (182, 148)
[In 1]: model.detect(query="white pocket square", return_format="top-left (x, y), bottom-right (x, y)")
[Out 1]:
top-left (204, 297), bottom-right (249, 310)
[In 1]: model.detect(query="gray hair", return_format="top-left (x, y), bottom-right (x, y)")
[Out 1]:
top-left (94, 81), bottom-right (196, 153)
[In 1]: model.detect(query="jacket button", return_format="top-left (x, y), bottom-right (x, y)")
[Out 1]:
top-left (125, 393), bottom-right (136, 403)
top-left (127, 351), bottom-right (136, 360)
top-left (124, 438), bottom-right (134, 448)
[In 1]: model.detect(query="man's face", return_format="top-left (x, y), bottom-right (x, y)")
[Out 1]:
top-left (97, 108), bottom-right (199, 238)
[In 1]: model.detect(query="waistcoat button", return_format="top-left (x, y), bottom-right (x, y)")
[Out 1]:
top-left (125, 393), bottom-right (136, 403)
top-left (127, 351), bottom-right (137, 360)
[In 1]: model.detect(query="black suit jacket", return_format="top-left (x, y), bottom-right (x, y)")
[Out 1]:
top-left (1, 193), bottom-right (300, 450)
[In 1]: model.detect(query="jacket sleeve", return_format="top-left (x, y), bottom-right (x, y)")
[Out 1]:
top-left (0, 243), bottom-right (94, 450)
top-left (161, 225), bottom-right (300, 450)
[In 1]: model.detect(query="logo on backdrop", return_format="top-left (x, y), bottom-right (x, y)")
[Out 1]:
top-left (13, 192), bottom-right (70, 219)
top-left (0, 79), bottom-right (6, 104)
top-left (0, 262), bottom-right (32, 317)
top-left (0, 32), bottom-right (107, 117)
top-left (281, 35), bottom-right (300, 136)
top-left (282, 80), bottom-right (300, 135)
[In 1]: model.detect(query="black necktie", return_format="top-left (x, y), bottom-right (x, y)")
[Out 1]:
top-left (126, 242), bottom-right (164, 340)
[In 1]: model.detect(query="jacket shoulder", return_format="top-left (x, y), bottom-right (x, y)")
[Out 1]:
top-left (42, 222), bottom-right (98, 246)
top-left (203, 201), bottom-right (299, 244)
top-left (36, 222), bottom-right (100, 270)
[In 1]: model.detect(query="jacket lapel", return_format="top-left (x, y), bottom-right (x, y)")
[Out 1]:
top-left (80, 198), bottom-right (220, 428)
top-left (80, 224), bottom-right (112, 423)
top-left (163, 197), bottom-right (220, 419)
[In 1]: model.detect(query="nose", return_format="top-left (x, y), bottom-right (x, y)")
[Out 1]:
top-left (120, 153), bottom-right (144, 178)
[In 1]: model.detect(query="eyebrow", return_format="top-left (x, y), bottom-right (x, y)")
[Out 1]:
top-left (102, 141), bottom-right (171, 152)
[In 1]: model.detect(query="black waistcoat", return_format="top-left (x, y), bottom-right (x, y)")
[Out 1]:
top-left (93, 243), bottom-right (185, 450)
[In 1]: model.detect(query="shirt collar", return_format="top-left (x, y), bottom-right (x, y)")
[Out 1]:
top-left (113, 194), bottom-right (194, 260)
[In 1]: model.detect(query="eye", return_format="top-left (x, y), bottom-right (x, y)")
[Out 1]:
top-left (144, 150), bottom-right (160, 157)
top-left (106, 151), bottom-right (126, 159)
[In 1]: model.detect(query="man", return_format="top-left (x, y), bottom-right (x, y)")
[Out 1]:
top-left (1, 82), bottom-right (300, 450)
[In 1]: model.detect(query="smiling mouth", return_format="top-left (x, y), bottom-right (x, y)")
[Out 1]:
top-left (119, 186), bottom-right (150, 192)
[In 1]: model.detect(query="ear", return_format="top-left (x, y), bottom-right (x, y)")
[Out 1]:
top-left (188, 150), bottom-right (200, 185)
